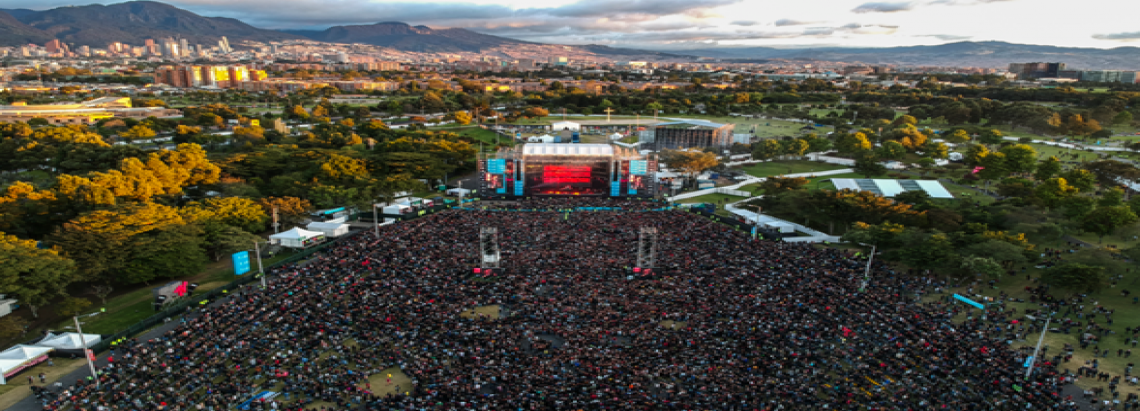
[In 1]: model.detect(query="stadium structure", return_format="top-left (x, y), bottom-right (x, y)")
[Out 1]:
top-left (640, 119), bottom-right (735, 151)
top-left (478, 143), bottom-right (657, 198)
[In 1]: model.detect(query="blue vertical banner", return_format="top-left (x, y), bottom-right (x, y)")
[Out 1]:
top-left (629, 160), bottom-right (648, 175)
top-left (514, 160), bottom-right (525, 196)
top-left (488, 159), bottom-right (507, 194)
top-left (232, 251), bottom-right (251, 275)
top-left (611, 181), bottom-right (621, 196)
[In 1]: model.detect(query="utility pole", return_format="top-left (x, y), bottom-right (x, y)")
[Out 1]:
top-left (1025, 314), bottom-right (1054, 380)
top-left (272, 206), bottom-right (279, 234)
top-left (373, 203), bottom-right (380, 238)
top-left (858, 245), bottom-right (877, 292)
top-left (254, 240), bottom-right (266, 288)
top-left (74, 316), bottom-right (99, 388)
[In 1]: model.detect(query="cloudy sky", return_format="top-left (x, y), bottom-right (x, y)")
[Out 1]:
top-left (7, 0), bottom-right (1140, 49)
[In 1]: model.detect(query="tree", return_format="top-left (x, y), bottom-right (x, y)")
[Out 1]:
top-left (257, 196), bottom-right (313, 228)
top-left (0, 315), bottom-right (27, 339)
top-left (1034, 177), bottom-right (1079, 208)
top-left (119, 223), bottom-right (206, 285)
top-left (963, 144), bottom-right (990, 167)
top-left (998, 144), bottom-right (1037, 175)
top-left (921, 141), bottom-right (949, 159)
top-left (1080, 205), bottom-right (1138, 243)
top-left (752, 140), bottom-right (783, 161)
top-left (289, 105), bottom-right (310, 120)
top-left (758, 176), bottom-right (808, 194)
top-left (311, 105), bottom-right (330, 118)
top-left (182, 197), bottom-right (269, 233)
top-left (119, 125), bottom-right (156, 143)
top-left (1100, 187), bottom-right (1126, 207)
top-left (891, 231), bottom-right (955, 271)
top-left (977, 129), bottom-right (1004, 146)
top-left (853, 154), bottom-right (886, 178)
top-left (1083, 160), bottom-right (1140, 187)
top-left (958, 256), bottom-right (1004, 280)
top-left (876, 140), bottom-right (906, 160)
top-left (962, 240), bottom-right (1027, 269)
top-left (782, 139), bottom-right (809, 158)
top-left (524, 107), bottom-right (550, 118)
top-left (662, 149), bottom-right (718, 183)
top-left (355, 106), bottom-right (371, 119)
top-left (1113, 111), bottom-right (1134, 125)
top-left (56, 296), bottom-right (92, 317)
top-left (200, 222), bottom-right (261, 261)
top-left (1042, 263), bottom-right (1105, 292)
top-left (1058, 169), bottom-right (1096, 192)
top-left (836, 132), bottom-right (872, 154)
top-left (0, 232), bottom-right (75, 318)
top-left (47, 202), bottom-right (188, 285)
top-left (842, 221), bottom-right (904, 248)
top-left (894, 190), bottom-right (932, 208)
top-left (1034, 157), bottom-right (1062, 181)
top-left (453, 111), bottom-right (473, 125)
top-left (944, 129), bottom-right (972, 144)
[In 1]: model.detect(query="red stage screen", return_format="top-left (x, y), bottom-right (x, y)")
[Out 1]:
top-left (543, 165), bottom-right (592, 184)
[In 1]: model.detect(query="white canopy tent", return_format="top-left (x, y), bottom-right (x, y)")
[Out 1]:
top-left (269, 227), bottom-right (326, 249)
top-left (0, 345), bottom-right (53, 384)
top-left (446, 188), bottom-right (471, 197)
top-left (36, 332), bottom-right (101, 350)
top-left (383, 204), bottom-right (412, 215)
top-left (306, 221), bottom-right (350, 238)
top-left (609, 133), bottom-right (623, 140)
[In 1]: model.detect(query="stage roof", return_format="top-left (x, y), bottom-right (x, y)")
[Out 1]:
top-left (522, 144), bottom-right (614, 156)
top-left (831, 178), bottom-right (954, 199)
top-left (654, 119), bottom-right (729, 129)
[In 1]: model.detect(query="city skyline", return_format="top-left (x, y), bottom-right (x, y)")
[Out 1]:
top-left (1, 0), bottom-right (1138, 50)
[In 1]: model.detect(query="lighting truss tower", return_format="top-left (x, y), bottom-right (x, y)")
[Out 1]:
top-left (480, 227), bottom-right (501, 268)
top-left (637, 227), bottom-right (658, 268)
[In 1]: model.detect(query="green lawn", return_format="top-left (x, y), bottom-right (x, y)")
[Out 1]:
top-left (736, 160), bottom-right (849, 178)
top-left (451, 127), bottom-right (513, 148)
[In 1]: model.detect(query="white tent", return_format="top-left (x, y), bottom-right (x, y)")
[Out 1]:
top-left (447, 188), bottom-right (471, 197)
top-left (383, 204), bottom-right (412, 215)
top-left (609, 133), bottom-right (623, 140)
top-left (0, 345), bottom-right (53, 384)
top-left (36, 332), bottom-right (101, 350)
top-left (306, 221), bottom-right (350, 238)
top-left (551, 121), bottom-right (580, 132)
top-left (269, 227), bottom-right (326, 249)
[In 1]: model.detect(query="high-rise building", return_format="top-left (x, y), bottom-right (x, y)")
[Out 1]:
top-left (78, 45), bottom-right (90, 57)
top-left (45, 39), bottom-right (63, 54)
top-left (179, 38), bottom-right (189, 56)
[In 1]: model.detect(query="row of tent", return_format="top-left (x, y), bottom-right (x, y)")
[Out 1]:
top-left (0, 332), bottom-right (102, 384)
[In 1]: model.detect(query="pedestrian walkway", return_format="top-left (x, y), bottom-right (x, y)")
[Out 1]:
top-left (670, 168), bottom-right (853, 200)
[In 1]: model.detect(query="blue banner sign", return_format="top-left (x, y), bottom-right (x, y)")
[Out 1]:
top-left (610, 181), bottom-right (621, 196)
top-left (953, 293), bottom-right (985, 310)
top-left (232, 251), bottom-right (251, 275)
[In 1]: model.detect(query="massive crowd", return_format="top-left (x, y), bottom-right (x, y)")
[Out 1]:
top-left (37, 198), bottom-right (1085, 410)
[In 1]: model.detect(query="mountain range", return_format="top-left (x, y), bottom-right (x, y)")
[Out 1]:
top-left (0, 1), bottom-right (1139, 70)
top-left (670, 42), bottom-right (1140, 70)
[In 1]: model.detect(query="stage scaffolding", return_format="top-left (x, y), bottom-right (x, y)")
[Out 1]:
top-left (648, 120), bottom-right (735, 151)
top-left (480, 227), bottom-right (501, 268)
top-left (637, 226), bottom-right (658, 269)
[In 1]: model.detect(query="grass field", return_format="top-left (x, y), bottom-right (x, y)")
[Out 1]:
top-left (736, 160), bottom-right (849, 178)
top-left (460, 305), bottom-right (501, 320)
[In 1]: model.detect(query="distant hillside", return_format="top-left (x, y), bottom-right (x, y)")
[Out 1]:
top-left (6, 1), bottom-right (300, 47)
top-left (668, 41), bottom-right (1140, 70)
top-left (0, 11), bottom-right (53, 45)
top-left (283, 22), bottom-right (533, 53)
